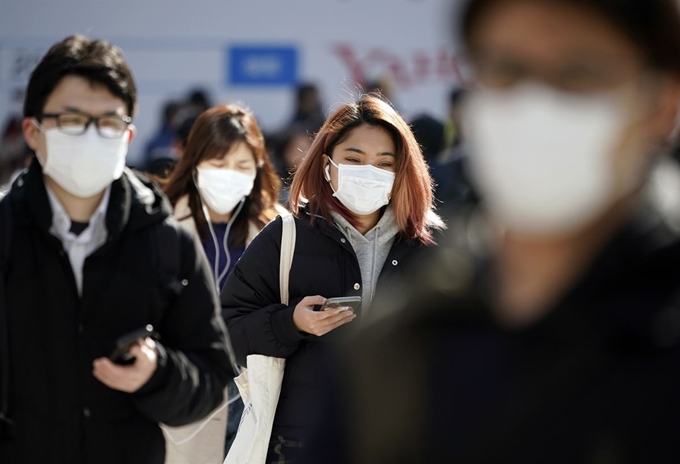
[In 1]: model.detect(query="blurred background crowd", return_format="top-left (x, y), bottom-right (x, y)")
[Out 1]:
top-left (0, 81), bottom-right (474, 211)
top-left (0, 0), bottom-right (468, 203)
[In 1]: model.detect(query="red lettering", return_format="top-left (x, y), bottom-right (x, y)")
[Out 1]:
top-left (365, 49), bottom-right (411, 87)
top-left (413, 50), bottom-right (430, 81)
top-left (331, 44), bottom-right (367, 84)
top-left (332, 44), bottom-right (466, 90)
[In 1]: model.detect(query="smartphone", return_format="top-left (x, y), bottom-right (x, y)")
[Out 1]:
top-left (321, 296), bottom-right (362, 313)
top-left (109, 324), bottom-right (158, 365)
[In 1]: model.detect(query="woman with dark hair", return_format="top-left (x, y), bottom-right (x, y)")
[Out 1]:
top-left (161, 104), bottom-right (283, 464)
top-left (164, 104), bottom-right (282, 289)
top-left (221, 93), bottom-right (444, 463)
top-left (300, 1), bottom-right (680, 463)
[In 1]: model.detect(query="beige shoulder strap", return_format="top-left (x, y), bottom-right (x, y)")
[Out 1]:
top-left (279, 213), bottom-right (296, 305)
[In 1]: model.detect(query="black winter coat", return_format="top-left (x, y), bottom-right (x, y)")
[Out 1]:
top-left (302, 202), bottom-right (680, 464)
top-left (220, 209), bottom-right (427, 439)
top-left (0, 161), bottom-right (235, 464)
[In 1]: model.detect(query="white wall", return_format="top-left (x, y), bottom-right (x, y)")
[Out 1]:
top-left (0, 0), bottom-right (465, 166)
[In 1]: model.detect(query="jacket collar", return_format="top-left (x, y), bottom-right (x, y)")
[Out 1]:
top-left (13, 158), bottom-right (169, 240)
top-left (302, 203), bottom-right (409, 245)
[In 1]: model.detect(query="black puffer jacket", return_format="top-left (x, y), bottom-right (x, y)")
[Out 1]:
top-left (0, 160), bottom-right (235, 464)
top-left (220, 208), bottom-right (428, 440)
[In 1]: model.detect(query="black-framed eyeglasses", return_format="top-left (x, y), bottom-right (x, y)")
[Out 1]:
top-left (36, 111), bottom-right (132, 139)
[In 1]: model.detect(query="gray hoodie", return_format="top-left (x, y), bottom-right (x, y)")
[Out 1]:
top-left (331, 206), bottom-right (400, 311)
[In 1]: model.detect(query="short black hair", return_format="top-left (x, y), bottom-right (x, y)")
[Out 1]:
top-left (24, 35), bottom-right (137, 118)
top-left (461, 0), bottom-right (680, 74)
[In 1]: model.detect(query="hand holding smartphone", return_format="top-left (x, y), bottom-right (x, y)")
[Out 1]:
top-left (109, 324), bottom-right (158, 365)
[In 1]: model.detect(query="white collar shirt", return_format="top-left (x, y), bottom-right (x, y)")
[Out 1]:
top-left (45, 184), bottom-right (111, 296)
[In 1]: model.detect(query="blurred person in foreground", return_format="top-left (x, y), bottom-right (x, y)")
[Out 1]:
top-left (0, 35), bottom-right (235, 464)
top-left (301, 0), bottom-right (680, 463)
top-left (161, 104), bottom-right (283, 462)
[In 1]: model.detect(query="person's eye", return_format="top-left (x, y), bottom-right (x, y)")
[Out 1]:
top-left (379, 162), bottom-right (394, 168)
top-left (59, 114), bottom-right (87, 127)
top-left (557, 65), bottom-right (608, 92)
top-left (475, 57), bottom-right (526, 89)
top-left (346, 158), bottom-right (361, 163)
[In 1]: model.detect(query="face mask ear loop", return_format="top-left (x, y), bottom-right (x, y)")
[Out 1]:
top-left (216, 196), bottom-right (246, 292)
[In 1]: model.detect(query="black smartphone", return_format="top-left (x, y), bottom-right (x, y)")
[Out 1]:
top-left (109, 324), bottom-right (158, 365)
top-left (320, 296), bottom-right (362, 312)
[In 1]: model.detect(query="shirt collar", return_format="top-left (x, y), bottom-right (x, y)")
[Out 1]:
top-left (45, 183), bottom-right (111, 241)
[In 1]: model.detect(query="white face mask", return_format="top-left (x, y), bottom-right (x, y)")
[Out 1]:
top-left (326, 158), bottom-right (395, 215)
top-left (36, 124), bottom-right (129, 198)
top-left (466, 83), bottom-right (636, 236)
top-left (196, 167), bottom-right (255, 215)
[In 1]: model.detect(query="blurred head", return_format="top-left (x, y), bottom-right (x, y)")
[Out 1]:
top-left (461, 0), bottom-right (680, 236)
top-left (290, 93), bottom-right (442, 244)
top-left (282, 130), bottom-right (313, 172)
top-left (162, 101), bottom-right (180, 128)
top-left (21, 35), bottom-right (137, 198)
top-left (410, 114), bottom-right (445, 162)
top-left (164, 104), bottom-right (281, 242)
top-left (174, 114), bottom-right (198, 153)
top-left (296, 84), bottom-right (321, 117)
top-left (188, 89), bottom-right (211, 113)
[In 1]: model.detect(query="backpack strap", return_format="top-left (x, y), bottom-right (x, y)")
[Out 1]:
top-left (0, 196), bottom-right (14, 429)
top-left (279, 212), bottom-right (296, 306)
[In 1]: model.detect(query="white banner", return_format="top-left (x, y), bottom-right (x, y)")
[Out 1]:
top-left (0, 0), bottom-right (465, 165)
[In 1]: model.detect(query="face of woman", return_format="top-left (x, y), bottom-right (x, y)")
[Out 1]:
top-left (197, 141), bottom-right (257, 176)
top-left (464, 0), bottom-right (680, 236)
top-left (325, 124), bottom-right (397, 192)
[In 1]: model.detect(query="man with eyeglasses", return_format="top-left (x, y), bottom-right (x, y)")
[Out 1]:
top-left (0, 35), bottom-right (235, 464)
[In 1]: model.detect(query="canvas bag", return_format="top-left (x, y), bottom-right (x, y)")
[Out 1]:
top-left (224, 212), bottom-right (296, 464)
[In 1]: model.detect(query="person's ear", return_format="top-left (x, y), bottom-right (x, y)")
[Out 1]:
top-left (22, 118), bottom-right (40, 151)
top-left (644, 78), bottom-right (680, 146)
top-left (127, 124), bottom-right (137, 146)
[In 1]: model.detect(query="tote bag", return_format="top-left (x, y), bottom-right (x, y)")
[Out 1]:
top-left (224, 212), bottom-right (296, 464)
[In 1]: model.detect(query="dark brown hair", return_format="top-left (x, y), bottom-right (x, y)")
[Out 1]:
top-left (163, 104), bottom-right (281, 245)
top-left (289, 93), bottom-right (443, 245)
top-left (461, 0), bottom-right (680, 73)
top-left (25, 35), bottom-right (137, 117)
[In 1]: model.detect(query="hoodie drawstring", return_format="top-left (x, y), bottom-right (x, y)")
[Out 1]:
top-left (370, 226), bottom-right (380, 303)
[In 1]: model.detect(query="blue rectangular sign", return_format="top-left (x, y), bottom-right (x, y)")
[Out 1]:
top-left (228, 46), bottom-right (298, 86)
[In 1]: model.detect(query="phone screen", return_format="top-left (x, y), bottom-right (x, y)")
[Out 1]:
top-left (321, 296), bottom-right (362, 312)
